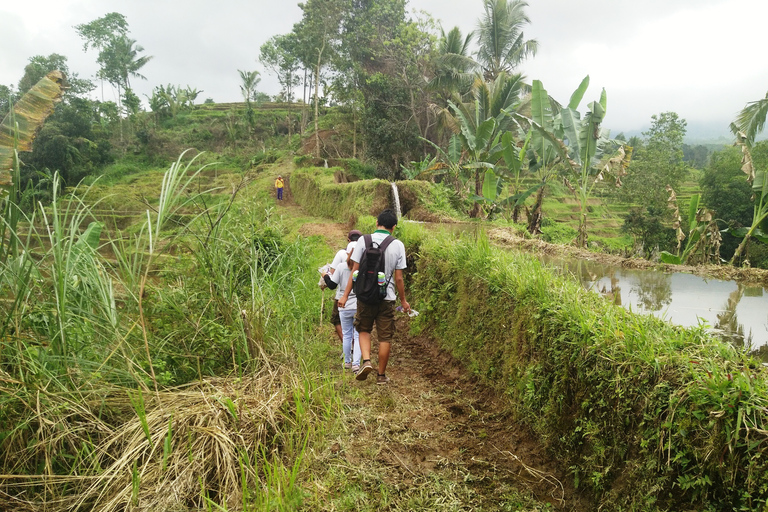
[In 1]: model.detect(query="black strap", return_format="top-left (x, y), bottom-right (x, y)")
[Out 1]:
top-left (363, 234), bottom-right (395, 253)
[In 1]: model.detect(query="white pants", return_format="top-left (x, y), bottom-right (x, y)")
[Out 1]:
top-left (339, 308), bottom-right (360, 365)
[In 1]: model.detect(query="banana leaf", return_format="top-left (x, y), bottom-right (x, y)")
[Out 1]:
top-left (482, 169), bottom-right (500, 201)
top-left (659, 251), bottom-right (683, 265)
top-left (568, 75), bottom-right (590, 110)
top-left (499, 181), bottom-right (545, 207)
top-left (729, 227), bottom-right (768, 244)
top-left (0, 70), bottom-right (66, 194)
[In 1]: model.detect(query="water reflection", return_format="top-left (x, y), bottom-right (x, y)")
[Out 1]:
top-left (542, 256), bottom-right (768, 354)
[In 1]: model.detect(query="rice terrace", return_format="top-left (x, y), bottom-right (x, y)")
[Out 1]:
top-left (3, 0), bottom-right (768, 511)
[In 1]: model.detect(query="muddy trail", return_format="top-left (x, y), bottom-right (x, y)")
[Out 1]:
top-left (277, 194), bottom-right (590, 511)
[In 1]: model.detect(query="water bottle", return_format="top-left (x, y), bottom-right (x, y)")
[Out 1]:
top-left (377, 271), bottom-right (386, 286)
top-left (352, 270), bottom-right (358, 282)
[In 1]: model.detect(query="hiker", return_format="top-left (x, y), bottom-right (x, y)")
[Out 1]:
top-left (275, 175), bottom-right (284, 200)
top-left (327, 230), bottom-right (363, 344)
top-left (339, 209), bottom-right (410, 385)
top-left (321, 243), bottom-right (362, 372)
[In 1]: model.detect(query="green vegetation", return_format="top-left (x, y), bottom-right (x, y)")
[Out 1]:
top-left (6, 1), bottom-right (768, 510)
top-left (409, 229), bottom-right (768, 510)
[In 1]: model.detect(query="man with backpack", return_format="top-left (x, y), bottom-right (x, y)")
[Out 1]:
top-left (338, 209), bottom-right (411, 384)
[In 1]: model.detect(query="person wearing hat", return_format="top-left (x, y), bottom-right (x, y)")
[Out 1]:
top-left (275, 175), bottom-right (284, 200)
top-left (322, 230), bottom-right (363, 370)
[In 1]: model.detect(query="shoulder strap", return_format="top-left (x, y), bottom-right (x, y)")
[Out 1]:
top-left (378, 235), bottom-right (395, 253)
top-left (363, 234), bottom-right (373, 250)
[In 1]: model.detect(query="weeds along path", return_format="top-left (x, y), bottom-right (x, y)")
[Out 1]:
top-left (278, 197), bottom-right (590, 510)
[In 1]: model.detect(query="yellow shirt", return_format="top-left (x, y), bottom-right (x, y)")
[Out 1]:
top-left (275, 178), bottom-right (284, 189)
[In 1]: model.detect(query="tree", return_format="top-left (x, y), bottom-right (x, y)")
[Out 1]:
top-left (700, 145), bottom-right (753, 261)
top-left (429, 26), bottom-right (477, 99)
top-left (475, 0), bottom-right (538, 81)
top-left (614, 112), bottom-right (688, 255)
top-left (728, 91), bottom-right (768, 265)
top-left (0, 85), bottom-right (15, 119)
top-left (618, 112), bottom-right (688, 211)
top-left (18, 54), bottom-right (93, 97)
top-left (238, 70), bottom-right (260, 136)
top-left (731, 90), bottom-right (768, 148)
top-left (294, 0), bottom-right (345, 157)
top-left (76, 14), bottom-right (152, 118)
top-left (449, 72), bottom-right (526, 216)
top-left (728, 136), bottom-right (768, 264)
top-left (336, 0), bottom-right (435, 175)
top-left (260, 35), bottom-right (302, 104)
top-left (238, 70), bottom-right (261, 103)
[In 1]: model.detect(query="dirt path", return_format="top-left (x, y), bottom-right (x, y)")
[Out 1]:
top-left (276, 195), bottom-right (589, 510)
top-left (333, 320), bottom-right (589, 511)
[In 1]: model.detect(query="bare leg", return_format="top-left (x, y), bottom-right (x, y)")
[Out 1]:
top-left (378, 341), bottom-right (390, 375)
top-left (335, 323), bottom-right (343, 343)
top-left (359, 331), bottom-right (372, 361)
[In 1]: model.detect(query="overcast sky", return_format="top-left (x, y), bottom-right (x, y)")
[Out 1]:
top-left (2, 0), bottom-right (767, 139)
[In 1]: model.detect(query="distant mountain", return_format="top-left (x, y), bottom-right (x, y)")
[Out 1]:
top-left (613, 120), bottom-right (734, 146)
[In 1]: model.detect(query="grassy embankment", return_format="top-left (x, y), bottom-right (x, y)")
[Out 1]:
top-left (292, 165), bottom-right (768, 511)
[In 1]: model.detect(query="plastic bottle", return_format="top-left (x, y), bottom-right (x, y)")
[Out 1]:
top-left (377, 271), bottom-right (385, 286)
top-left (352, 270), bottom-right (358, 282)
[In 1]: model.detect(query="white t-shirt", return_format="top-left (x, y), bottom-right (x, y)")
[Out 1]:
top-left (330, 264), bottom-right (356, 309)
top-left (350, 231), bottom-right (407, 301)
top-left (330, 249), bottom-right (348, 273)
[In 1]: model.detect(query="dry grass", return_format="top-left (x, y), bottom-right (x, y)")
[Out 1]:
top-left (1, 366), bottom-right (309, 512)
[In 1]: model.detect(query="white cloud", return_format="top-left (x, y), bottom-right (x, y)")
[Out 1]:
top-left (3, 0), bottom-right (767, 138)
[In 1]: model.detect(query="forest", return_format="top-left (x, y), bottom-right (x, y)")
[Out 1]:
top-left (3, 0), bottom-right (768, 511)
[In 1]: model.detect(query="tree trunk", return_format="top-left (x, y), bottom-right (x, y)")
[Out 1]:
top-left (469, 170), bottom-right (483, 218)
top-left (314, 41), bottom-right (325, 159)
top-left (577, 213), bottom-right (588, 248)
top-left (527, 186), bottom-right (545, 234)
top-left (730, 233), bottom-right (751, 266)
top-left (352, 112), bottom-right (357, 159)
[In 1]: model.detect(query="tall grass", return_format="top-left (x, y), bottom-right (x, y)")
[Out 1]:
top-left (0, 151), bottom-right (343, 510)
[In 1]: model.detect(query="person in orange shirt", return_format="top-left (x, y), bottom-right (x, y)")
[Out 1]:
top-left (275, 175), bottom-right (284, 200)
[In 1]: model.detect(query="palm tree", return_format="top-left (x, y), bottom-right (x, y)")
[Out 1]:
top-left (98, 35), bottom-right (152, 94)
top-left (429, 27), bottom-right (478, 99)
top-left (238, 70), bottom-right (261, 103)
top-left (475, 0), bottom-right (538, 81)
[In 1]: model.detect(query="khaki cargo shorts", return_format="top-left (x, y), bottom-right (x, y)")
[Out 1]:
top-left (354, 300), bottom-right (396, 343)
top-left (330, 299), bottom-right (341, 326)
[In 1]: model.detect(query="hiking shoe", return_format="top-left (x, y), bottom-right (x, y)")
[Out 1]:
top-left (355, 361), bottom-right (373, 381)
top-left (351, 364), bottom-right (360, 373)
top-left (344, 362), bottom-right (352, 370)
top-left (376, 374), bottom-right (390, 385)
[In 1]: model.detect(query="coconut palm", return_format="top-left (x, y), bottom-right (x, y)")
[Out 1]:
top-left (475, 0), bottom-right (538, 81)
top-left (429, 27), bottom-right (478, 99)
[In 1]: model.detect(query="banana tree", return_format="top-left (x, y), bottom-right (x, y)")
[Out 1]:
top-left (728, 131), bottom-right (768, 265)
top-left (511, 76), bottom-right (628, 245)
top-left (472, 130), bottom-right (541, 220)
top-left (660, 192), bottom-right (720, 265)
top-left (560, 85), bottom-right (631, 247)
top-left (0, 70), bottom-right (66, 261)
top-left (447, 72), bottom-right (525, 216)
top-left (508, 78), bottom-right (564, 234)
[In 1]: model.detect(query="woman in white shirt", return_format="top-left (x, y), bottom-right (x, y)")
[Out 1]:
top-left (322, 256), bottom-right (361, 372)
